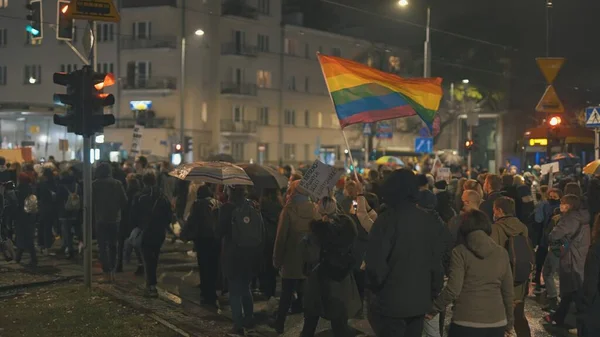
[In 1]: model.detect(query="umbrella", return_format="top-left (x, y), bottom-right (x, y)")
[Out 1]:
top-left (169, 161), bottom-right (253, 186)
top-left (207, 153), bottom-right (235, 163)
top-left (237, 164), bottom-right (288, 190)
top-left (375, 156), bottom-right (404, 166)
top-left (551, 153), bottom-right (578, 161)
top-left (583, 160), bottom-right (600, 175)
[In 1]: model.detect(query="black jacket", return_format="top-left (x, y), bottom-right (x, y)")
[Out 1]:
top-left (365, 203), bottom-right (446, 318)
top-left (480, 191), bottom-right (504, 222)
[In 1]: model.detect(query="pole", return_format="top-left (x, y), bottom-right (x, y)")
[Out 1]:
top-left (545, 2), bottom-right (552, 162)
top-left (179, 0), bottom-right (186, 157)
top-left (341, 130), bottom-right (359, 181)
top-left (364, 135), bottom-right (369, 168)
top-left (595, 128), bottom-right (599, 161)
top-left (467, 125), bottom-right (472, 179)
top-left (82, 21), bottom-right (96, 289)
top-left (423, 6), bottom-right (431, 78)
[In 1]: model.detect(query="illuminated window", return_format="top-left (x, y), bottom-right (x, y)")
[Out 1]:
top-left (23, 65), bottom-right (41, 85)
top-left (256, 70), bottom-right (272, 88)
top-left (317, 112), bottom-right (323, 128)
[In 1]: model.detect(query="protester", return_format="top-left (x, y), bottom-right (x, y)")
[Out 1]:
top-left (577, 214), bottom-right (600, 336)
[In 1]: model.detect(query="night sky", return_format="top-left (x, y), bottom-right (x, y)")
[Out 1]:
top-left (295, 0), bottom-right (600, 122)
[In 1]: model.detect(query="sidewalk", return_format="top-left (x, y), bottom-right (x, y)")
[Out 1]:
top-left (1, 239), bottom-right (559, 337)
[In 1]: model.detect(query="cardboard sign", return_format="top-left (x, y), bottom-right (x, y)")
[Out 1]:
top-left (436, 167), bottom-right (451, 182)
top-left (298, 159), bottom-right (344, 200)
top-left (540, 162), bottom-right (559, 176)
top-left (130, 124), bottom-right (144, 157)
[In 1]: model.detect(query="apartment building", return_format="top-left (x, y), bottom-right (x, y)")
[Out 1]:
top-left (0, 0), bottom-right (414, 164)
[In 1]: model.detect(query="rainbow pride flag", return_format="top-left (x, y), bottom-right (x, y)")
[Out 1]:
top-left (318, 54), bottom-right (443, 129)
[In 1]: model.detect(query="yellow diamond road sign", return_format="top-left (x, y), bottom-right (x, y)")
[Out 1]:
top-left (535, 85), bottom-right (565, 114)
top-left (66, 0), bottom-right (120, 23)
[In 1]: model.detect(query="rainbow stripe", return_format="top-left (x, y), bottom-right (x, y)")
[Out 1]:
top-left (318, 54), bottom-right (443, 129)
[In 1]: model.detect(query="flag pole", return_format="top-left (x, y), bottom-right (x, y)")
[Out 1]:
top-left (316, 52), bottom-right (360, 181)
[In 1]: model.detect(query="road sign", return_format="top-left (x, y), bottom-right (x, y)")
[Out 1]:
top-left (585, 107), bottom-right (600, 128)
top-left (536, 57), bottom-right (565, 84)
top-left (535, 85), bottom-right (565, 114)
top-left (363, 123), bottom-right (372, 136)
top-left (415, 137), bottom-right (433, 153)
top-left (376, 122), bottom-right (393, 139)
top-left (66, 0), bottom-right (120, 22)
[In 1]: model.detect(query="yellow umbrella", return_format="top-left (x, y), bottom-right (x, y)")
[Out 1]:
top-left (375, 156), bottom-right (404, 166)
top-left (583, 160), bottom-right (600, 175)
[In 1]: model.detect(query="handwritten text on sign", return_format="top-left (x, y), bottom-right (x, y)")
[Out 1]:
top-left (298, 160), bottom-right (344, 200)
top-left (130, 124), bottom-right (144, 156)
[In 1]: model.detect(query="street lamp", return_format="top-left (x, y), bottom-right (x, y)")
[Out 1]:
top-left (462, 79), bottom-right (470, 84)
top-left (180, 28), bottom-right (205, 161)
top-left (398, 2), bottom-right (431, 77)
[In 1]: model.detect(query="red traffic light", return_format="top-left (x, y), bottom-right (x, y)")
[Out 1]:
top-left (548, 116), bottom-right (562, 127)
top-left (464, 140), bottom-right (474, 148)
top-left (94, 73), bottom-right (116, 90)
top-left (175, 144), bottom-right (182, 151)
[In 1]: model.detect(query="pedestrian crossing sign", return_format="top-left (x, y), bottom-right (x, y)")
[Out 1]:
top-left (585, 107), bottom-right (600, 128)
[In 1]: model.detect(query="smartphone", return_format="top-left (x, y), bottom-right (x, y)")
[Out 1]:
top-left (352, 200), bottom-right (358, 210)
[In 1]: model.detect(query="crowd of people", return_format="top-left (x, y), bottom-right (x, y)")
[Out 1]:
top-left (1, 155), bottom-right (599, 337)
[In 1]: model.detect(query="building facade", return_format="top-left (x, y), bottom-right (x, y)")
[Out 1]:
top-left (0, 0), bottom-right (414, 165)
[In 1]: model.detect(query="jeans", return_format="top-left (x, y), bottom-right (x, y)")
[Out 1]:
top-left (96, 222), bottom-right (118, 273)
top-left (275, 278), bottom-right (305, 329)
top-left (368, 309), bottom-right (424, 337)
top-left (543, 251), bottom-right (559, 298)
top-left (141, 244), bottom-right (162, 286)
top-left (228, 277), bottom-right (254, 330)
top-left (60, 218), bottom-right (77, 253)
top-left (423, 313), bottom-right (441, 337)
top-left (194, 238), bottom-right (220, 302)
top-left (302, 315), bottom-right (350, 337)
top-left (534, 246), bottom-right (548, 286)
top-left (448, 323), bottom-right (504, 337)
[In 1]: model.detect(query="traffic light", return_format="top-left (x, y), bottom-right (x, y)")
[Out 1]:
top-left (25, 0), bottom-right (43, 40)
top-left (83, 66), bottom-right (116, 136)
top-left (548, 116), bottom-right (562, 128)
top-left (464, 139), bottom-right (474, 151)
top-left (56, 0), bottom-right (74, 41)
top-left (174, 143), bottom-right (183, 153)
top-left (184, 136), bottom-right (193, 153)
top-left (53, 70), bottom-right (84, 134)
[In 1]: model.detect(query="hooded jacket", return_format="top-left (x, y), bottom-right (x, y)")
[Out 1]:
top-left (549, 209), bottom-right (591, 294)
top-left (273, 196), bottom-right (320, 279)
top-left (366, 169), bottom-right (446, 318)
top-left (432, 230), bottom-right (514, 330)
top-left (491, 216), bottom-right (531, 301)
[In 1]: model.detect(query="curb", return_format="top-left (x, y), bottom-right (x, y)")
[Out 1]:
top-left (0, 275), bottom-right (82, 293)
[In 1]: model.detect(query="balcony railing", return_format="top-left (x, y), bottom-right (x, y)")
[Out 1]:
top-left (221, 120), bottom-right (257, 133)
top-left (112, 118), bottom-right (175, 129)
top-left (220, 82), bottom-right (257, 96)
top-left (221, 0), bottom-right (258, 19)
top-left (122, 0), bottom-right (176, 8)
top-left (121, 36), bottom-right (177, 49)
top-left (221, 42), bottom-right (258, 57)
top-left (123, 77), bottom-right (177, 90)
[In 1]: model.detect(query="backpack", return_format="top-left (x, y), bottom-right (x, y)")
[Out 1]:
top-left (317, 215), bottom-right (357, 282)
top-left (64, 184), bottom-right (81, 211)
top-left (24, 194), bottom-right (39, 214)
top-left (231, 200), bottom-right (264, 249)
top-left (506, 234), bottom-right (535, 286)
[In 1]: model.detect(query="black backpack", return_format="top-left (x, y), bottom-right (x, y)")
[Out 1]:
top-left (318, 215), bottom-right (357, 282)
top-left (231, 200), bottom-right (264, 249)
top-left (506, 234), bottom-right (535, 286)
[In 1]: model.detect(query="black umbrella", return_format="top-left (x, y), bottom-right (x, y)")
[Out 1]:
top-left (207, 153), bottom-right (235, 163)
top-left (237, 164), bottom-right (288, 190)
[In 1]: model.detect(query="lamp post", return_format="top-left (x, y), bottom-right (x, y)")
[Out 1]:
top-left (180, 26), bottom-right (205, 162)
top-left (398, 1), bottom-right (431, 78)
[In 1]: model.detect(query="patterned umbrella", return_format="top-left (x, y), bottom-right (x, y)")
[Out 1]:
top-left (583, 160), bottom-right (600, 175)
top-left (169, 161), bottom-right (253, 186)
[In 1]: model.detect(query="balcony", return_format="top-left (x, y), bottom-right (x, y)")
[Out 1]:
top-left (112, 118), bottom-right (175, 129)
top-left (122, 0), bottom-right (176, 8)
top-left (221, 43), bottom-right (258, 57)
top-left (123, 77), bottom-right (177, 91)
top-left (121, 36), bottom-right (177, 50)
top-left (221, 0), bottom-right (258, 20)
top-left (221, 120), bottom-right (257, 134)
top-left (220, 82), bottom-right (257, 96)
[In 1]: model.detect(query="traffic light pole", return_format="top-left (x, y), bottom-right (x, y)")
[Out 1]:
top-left (82, 21), bottom-right (97, 289)
top-left (467, 125), bottom-right (473, 179)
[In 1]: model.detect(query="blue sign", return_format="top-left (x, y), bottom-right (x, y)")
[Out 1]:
top-left (585, 107), bottom-right (600, 128)
top-left (363, 123), bottom-right (373, 136)
top-left (415, 137), bottom-right (433, 153)
top-left (130, 100), bottom-right (152, 111)
top-left (376, 122), bottom-right (393, 139)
